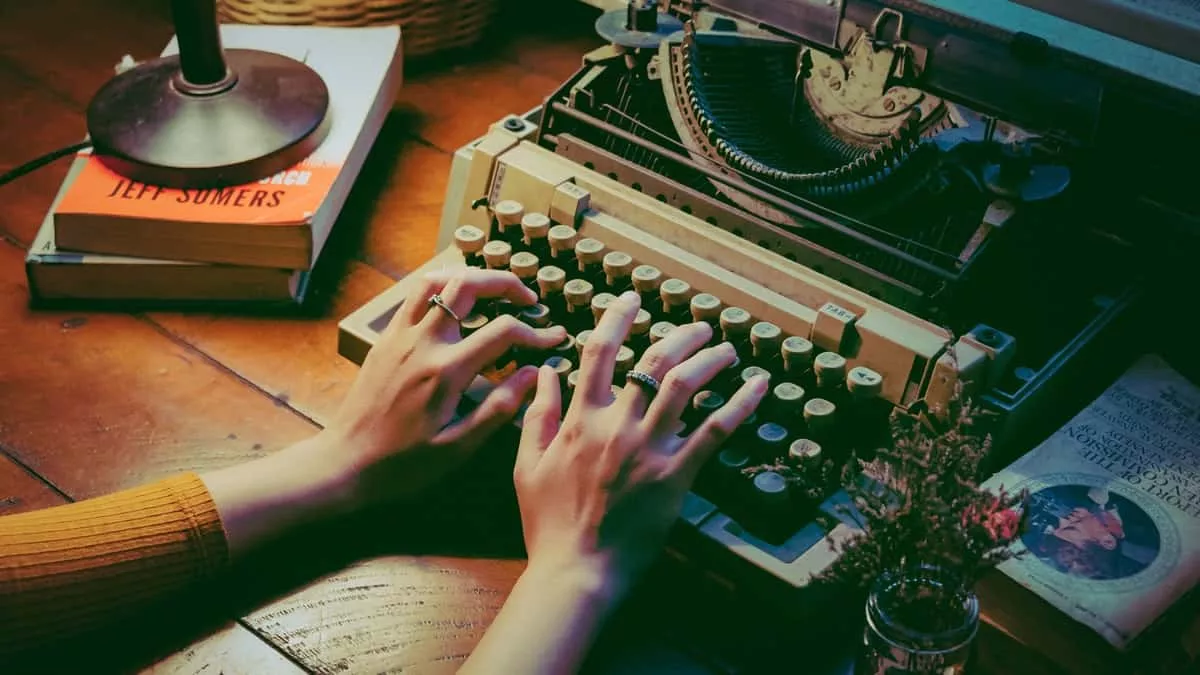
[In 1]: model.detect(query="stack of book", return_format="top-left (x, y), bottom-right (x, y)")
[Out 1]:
top-left (25, 23), bottom-right (403, 306)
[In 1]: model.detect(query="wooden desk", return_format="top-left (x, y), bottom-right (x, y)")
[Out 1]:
top-left (0, 1), bottom-right (735, 672)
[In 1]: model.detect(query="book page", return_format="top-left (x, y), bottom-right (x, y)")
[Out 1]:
top-left (983, 354), bottom-right (1200, 649)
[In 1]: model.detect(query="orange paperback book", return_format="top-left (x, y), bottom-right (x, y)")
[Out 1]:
top-left (53, 24), bottom-right (403, 270)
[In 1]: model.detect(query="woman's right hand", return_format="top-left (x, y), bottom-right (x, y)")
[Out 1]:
top-left (513, 290), bottom-right (769, 599)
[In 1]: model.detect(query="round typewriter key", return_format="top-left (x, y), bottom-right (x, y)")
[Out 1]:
top-left (719, 307), bottom-right (752, 340)
top-left (690, 293), bottom-right (722, 323)
top-left (752, 471), bottom-right (789, 506)
top-left (756, 422), bottom-right (789, 457)
top-left (591, 292), bottom-right (618, 323)
top-left (575, 238), bottom-right (606, 266)
top-left (536, 265), bottom-right (565, 293)
top-left (660, 278), bottom-right (691, 303)
top-left (482, 240), bottom-right (513, 270)
top-left (519, 303), bottom-right (551, 328)
top-left (771, 382), bottom-right (805, 417)
top-left (649, 321), bottom-right (675, 344)
top-left (552, 334), bottom-right (576, 356)
top-left (494, 200), bottom-right (525, 245)
top-left (692, 390), bottom-right (725, 417)
top-left (846, 365), bottom-right (884, 398)
top-left (614, 345), bottom-right (635, 378)
top-left (544, 355), bottom-right (574, 380)
top-left (460, 313), bottom-right (489, 336)
top-left (602, 251), bottom-right (634, 289)
top-left (717, 448), bottom-right (751, 472)
top-left (631, 265), bottom-right (663, 293)
top-left (781, 336), bottom-right (814, 374)
top-left (567, 369), bottom-right (582, 393)
top-left (814, 352), bottom-right (847, 388)
top-left (494, 199), bottom-right (524, 225)
top-left (548, 225), bottom-right (579, 258)
top-left (521, 212), bottom-right (551, 242)
top-left (630, 309), bottom-right (652, 336)
top-left (803, 398), bottom-right (836, 434)
top-left (564, 278), bottom-right (594, 307)
top-left (510, 251), bottom-right (539, 280)
top-left (788, 438), bottom-right (822, 464)
top-left (575, 330), bottom-right (593, 359)
top-left (741, 365), bottom-right (771, 386)
top-left (751, 321), bottom-right (783, 359)
top-left (454, 225), bottom-right (485, 252)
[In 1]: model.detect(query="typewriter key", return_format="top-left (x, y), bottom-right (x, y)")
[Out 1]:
top-left (544, 355), bottom-right (574, 381)
top-left (660, 278), bottom-right (692, 321)
top-left (564, 279), bottom-right (594, 331)
top-left (482, 240), bottom-right (512, 271)
top-left (575, 330), bottom-right (593, 361)
top-left (649, 321), bottom-right (675, 344)
top-left (814, 352), bottom-right (847, 388)
top-left (510, 251), bottom-right (540, 288)
top-left (803, 398), bottom-right (836, 438)
top-left (602, 251), bottom-right (634, 293)
top-left (591, 292), bottom-right (618, 324)
top-left (690, 293), bottom-right (722, 324)
top-left (519, 303), bottom-right (551, 328)
top-left (548, 225), bottom-right (579, 263)
top-left (460, 313), bottom-right (489, 336)
top-left (614, 346), bottom-right (635, 380)
top-left (719, 307), bottom-right (752, 350)
top-left (770, 382), bottom-right (805, 422)
top-left (755, 422), bottom-right (789, 459)
top-left (454, 225), bottom-right (486, 268)
top-left (521, 212), bottom-right (552, 257)
top-left (629, 309), bottom-right (652, 350)
top-left (493, 200), bottom-right (525, 246)
top-left (575, 238), bottom-right (606, 282)
top-left (741, 365), bottom-right (771, 386)
top-left (846, 366), bottom-right (883, 399)
top-left (788, 438), bottom-right (822, 465)
top-left (751, 322), bottom-right (783, 367)
top-left (781, 336), bottom-right (814, 377)
top-left (692, 390), bottom-right (725, 420)
top-left (552, 335), bottom-right (576, 357)
top-left (632, 265), bottom-right (663, 306)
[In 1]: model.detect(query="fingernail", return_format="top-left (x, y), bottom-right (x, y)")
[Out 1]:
top-left (621, 290), bottom-right (639, 304)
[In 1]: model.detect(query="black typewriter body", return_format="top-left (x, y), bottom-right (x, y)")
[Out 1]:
top-left (339, 0), bottom-right (1200, 668)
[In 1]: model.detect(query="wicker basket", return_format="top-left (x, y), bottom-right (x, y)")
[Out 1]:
top-left (217, 0), bottom-right (499, 58)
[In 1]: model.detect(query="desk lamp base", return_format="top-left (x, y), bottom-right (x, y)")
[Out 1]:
top-left (86, 48), bottom-right (330, 189)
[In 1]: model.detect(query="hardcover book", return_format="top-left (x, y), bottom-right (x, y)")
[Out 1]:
top-left (51, 23), bottom-right (403, 269)
top-left (978, 354), bottom-right (1200, 674)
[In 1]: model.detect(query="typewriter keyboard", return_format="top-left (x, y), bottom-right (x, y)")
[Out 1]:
top-left (448, 199), bottom-right (897, 579)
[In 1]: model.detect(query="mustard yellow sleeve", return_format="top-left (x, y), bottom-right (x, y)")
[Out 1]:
top-left (0, 473), bottom-right (229, 657)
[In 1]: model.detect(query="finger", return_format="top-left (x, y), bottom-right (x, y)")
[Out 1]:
top-left (515, 365), bottom-right (563, 482)
top-left (643, 341), bottom-right (739, 435)
top-left (388, 270), bottom-right (456, 332)
top-left (451, 314), bottom-right (568, 376)
top-left (618, 322), bottom-right (713, 417)
top-left (432, 365), bottom-right (538, 450)
top-left (426, 269), bottom-right (538, 336)
top-left (576, 291), bottom-right (641, 406)
top-left (669, 374), bottom-right (769, 483)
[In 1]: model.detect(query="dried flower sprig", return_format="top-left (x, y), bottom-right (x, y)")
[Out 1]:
top-left (812, 386), bottom-right (1028, 629)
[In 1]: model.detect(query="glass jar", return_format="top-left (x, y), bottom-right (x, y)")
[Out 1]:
top-left (854, 565), bottom-right (980, 675)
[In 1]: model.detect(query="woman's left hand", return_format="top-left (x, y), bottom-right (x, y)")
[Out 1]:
top-left (321, 268), bottom-right (569, 509)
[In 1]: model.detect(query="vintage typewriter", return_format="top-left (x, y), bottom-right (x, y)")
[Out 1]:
top-left (339, 0), bottom-right (1200, 630)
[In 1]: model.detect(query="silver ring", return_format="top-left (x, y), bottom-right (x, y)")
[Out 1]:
top-left (625, 370), bottom-right (660, 397)
top-left (427, 293), bottom-right (461, 323)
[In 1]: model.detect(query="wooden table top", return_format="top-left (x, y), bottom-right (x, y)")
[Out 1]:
top-left (0, 1), bottom-right (734, 673)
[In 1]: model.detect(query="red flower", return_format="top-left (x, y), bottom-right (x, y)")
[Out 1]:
top-left (984, 509), bottom-right (1021, 542)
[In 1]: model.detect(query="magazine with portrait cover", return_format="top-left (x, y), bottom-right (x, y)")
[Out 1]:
top-left (978, 353), bottom-right (1200, 673)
